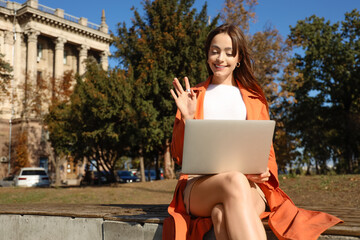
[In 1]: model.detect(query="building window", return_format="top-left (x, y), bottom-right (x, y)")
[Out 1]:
top-left (63, 50), bottom-right (68, 64)
top-left (40, 128), bottom-right (49, 143)
top-left (37, 43), bottom-right (43, 62)
top-left (39, 157), bottom-right (49, 172)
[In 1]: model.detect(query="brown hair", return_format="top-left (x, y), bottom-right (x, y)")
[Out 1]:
top-left (205, 24), bottom-right (268, 107)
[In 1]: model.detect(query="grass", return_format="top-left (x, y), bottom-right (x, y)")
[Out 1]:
top-left (278, 174), bottom-right (360, 208)
top-left (0, 175), bottom-right (359, 208)
top-left (0, 180), bottom-right (176, 205)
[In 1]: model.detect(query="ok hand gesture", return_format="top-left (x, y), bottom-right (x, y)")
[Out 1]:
top-left (170, 77), bottom-right (197, 121)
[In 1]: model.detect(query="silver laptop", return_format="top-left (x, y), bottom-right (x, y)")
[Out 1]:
top-left (181, 120), bottom-right (275, 174)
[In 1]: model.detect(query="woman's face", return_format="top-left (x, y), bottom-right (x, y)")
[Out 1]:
top-left (207, 33), bottom-right (239, 84)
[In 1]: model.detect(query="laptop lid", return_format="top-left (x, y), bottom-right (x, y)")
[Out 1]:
top-left (181, 120), bottom-right (275, 175)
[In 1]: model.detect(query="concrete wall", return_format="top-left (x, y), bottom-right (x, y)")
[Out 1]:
top-left (0, 214), bottom-right (163, 240)
top-left (0, 214), bottom-right (358, 240)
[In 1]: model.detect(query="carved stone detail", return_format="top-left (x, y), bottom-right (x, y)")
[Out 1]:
top-left (54, 37), bottom-right (67, 50)
top-left (25, 30), bottom-right (40, 43)
top-left (78, 44), bottom-right (89, 57)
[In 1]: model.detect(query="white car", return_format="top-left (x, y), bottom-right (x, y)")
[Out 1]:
top-left (15, 167), bottom-right (50, 187)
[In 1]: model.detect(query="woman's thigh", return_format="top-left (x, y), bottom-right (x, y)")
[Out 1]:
top-left (189, 172), bottom-right (265, 217)
top-left (250, 183), bottom-right (266, 216)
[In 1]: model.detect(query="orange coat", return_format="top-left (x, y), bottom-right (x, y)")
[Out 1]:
top-left (162, 77), bottom-right (343, 240)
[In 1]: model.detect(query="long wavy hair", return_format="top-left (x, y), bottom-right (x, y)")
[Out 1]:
top-left (205, 24), bottom-right (267, 108)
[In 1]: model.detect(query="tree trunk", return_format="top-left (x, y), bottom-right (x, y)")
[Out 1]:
top-left (163, 139), bottom-right (175, 179)
top-left (55, 154), bottom-right (66, 187)
top-left (55, 158), bottom-right (61, 186)
top-left (139, 155), bottom-right (146, 182)
top-left (155, 155), bottom-right (160, 180)
top-left (306, 162), bottom-right (311, 175)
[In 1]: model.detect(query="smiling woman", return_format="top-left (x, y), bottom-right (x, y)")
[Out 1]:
top-left (206, 33), bottom-right (239, 85)
top-left (165, 23), bottom-right (342, 240)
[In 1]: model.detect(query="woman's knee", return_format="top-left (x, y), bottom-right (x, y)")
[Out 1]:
top-left (211, 203), bottom-right (225, 224)
top-left (221, 171), bottom-right (251, 198)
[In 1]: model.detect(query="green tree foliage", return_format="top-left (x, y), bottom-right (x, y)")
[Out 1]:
top-left (46, 59), bottom-right (135, 183)
top-left (45, 71), bottom-right (77, 185)
top-left (113, 0), bottom-right (218, 177)
top-left (287, 10), bottom-right (360, 173)
top-left (72, 59), bottom-right (135, 181)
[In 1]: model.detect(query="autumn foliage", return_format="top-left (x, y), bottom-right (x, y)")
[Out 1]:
top-left (12, 131), bottom-right (30, 174)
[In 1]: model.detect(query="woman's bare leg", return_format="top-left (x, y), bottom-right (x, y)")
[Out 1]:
top-left (190, 171), bottom-right (266, 240)
top-left (211, 204), bottom-right (229, 240)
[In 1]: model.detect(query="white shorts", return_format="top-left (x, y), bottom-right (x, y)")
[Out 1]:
top-left (183, 175), bottom-right (267, 215)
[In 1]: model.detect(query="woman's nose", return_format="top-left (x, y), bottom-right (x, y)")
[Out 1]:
top-left (217, 52), bottom-right (225, 62)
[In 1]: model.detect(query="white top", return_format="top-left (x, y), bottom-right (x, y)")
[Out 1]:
top-left (203, 84), bottom-right (247, 120)
top-left (186, 83), bottom-right (247, 181)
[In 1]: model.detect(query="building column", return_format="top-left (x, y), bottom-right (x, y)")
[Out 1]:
top-left (13, 27), bottom-right (22, 86)
top-left (54, 37), bottom-right (67, 79)
top-left (3, 31), bottom-right (13, 64)
top-left (100, 51), bottom-right (109, 71)
top-left (78, 44), bottom-right (89, 75)
top-left (25, 29), bottom-right (40, 82)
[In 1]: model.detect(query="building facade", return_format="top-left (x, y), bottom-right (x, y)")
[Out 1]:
top-left (0, 0), bottom-right (111, 183)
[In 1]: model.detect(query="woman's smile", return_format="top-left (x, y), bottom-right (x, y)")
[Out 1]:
top-left (214, 64), bottom-right (228, 70)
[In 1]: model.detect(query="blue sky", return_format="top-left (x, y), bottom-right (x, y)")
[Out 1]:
top-left (17, 0), bottom-right (359, 67)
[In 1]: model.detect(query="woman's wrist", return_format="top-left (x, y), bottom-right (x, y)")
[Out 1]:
top-left (181, 115), bottom-right (194, 123)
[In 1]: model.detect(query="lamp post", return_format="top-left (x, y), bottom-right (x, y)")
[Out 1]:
top-left (7, 2), bottom-right (17, 175)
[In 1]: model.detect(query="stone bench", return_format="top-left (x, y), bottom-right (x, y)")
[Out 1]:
top-left (0, 204), bottom-right (358, 239)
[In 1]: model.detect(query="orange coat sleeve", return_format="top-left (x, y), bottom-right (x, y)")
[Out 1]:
top-left (170, 109), bottom-right (185, 166)
top-left (258, 103), bottom-right (279, 189)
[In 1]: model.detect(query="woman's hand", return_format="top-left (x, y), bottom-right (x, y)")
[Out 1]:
top-left (246, 168), bottom-right (270, 184)
top-left (170, 77), bottom-right (197, 121)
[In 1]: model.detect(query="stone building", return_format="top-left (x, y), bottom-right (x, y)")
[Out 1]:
top-left (0, 0), bottom-right (111, 183)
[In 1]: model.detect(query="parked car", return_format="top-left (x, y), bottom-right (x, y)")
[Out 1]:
top-left (144, 169), bottom-right (164, 181)
top-left (15, 167), bottom-right (50, 187)
top-left (81, 170), bottom-right (110, 185)
top-left (117, 170), bottom-right (140, 183)
top-left (0, 175), bottom-right (15, 187)
top-left (93, 171), bottom-right (109, 184)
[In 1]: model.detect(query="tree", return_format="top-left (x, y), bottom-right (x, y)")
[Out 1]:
top-left (221, 0), bottom-right (257, 35)
top-left (288, 10), bottom-right (360, 173)
top-left (221, 0), bottom-right (289, 102)
top-left (68, 58), bottom-right (135, 182)
top-left (44, 71), bottom-right (75, 186)
top-left (113, 0), bottom-right (219, 179)
top-left (12, 131), bottom-right (30, 174)
top-left (221, 0), bottom-right (295, 171)
top-left (46, 59), bottom-right (138, 185)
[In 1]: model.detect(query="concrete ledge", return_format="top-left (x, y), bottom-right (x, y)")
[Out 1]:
top-left (0, 204), bottom-right (358, 240)
top-left (104, 221), bottom-right (162, 240)
top-left (0, 214), bottom-right (103, 240)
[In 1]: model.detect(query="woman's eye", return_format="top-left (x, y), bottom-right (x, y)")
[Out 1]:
top-left (226, 53), bottom-right (233, 57)
top-left (211, 51), bottom-right (218, 54)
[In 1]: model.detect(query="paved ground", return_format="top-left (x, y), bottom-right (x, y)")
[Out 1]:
top-left (0, 203), bottom-right (359, 238)
top-left (0, 203), bottom-right (169, 223)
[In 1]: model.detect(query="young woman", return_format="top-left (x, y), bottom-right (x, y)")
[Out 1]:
top-left (164, 24), bottom-right (342, 240)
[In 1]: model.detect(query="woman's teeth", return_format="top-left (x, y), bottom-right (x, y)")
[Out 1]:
top-left (215, 65), bottom-right (226, 68)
